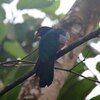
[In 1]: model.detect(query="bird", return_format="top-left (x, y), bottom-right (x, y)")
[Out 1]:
top-left (34, 26), bottom-right (68, 87)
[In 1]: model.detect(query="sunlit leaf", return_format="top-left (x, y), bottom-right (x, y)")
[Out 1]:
top-left (0, 0), bottom-right (13, 4)
top-left (82, 46), bottom-right (96, 58)
top-left (4, 41), bottom-right (26, 58)
top-left (96, 62), bottom-right (100, 72)
top-left (17, 0), bottom-right (56, 9)
top-left (57, 79), bottom-right (96, 100)
top-left (42, 0), bottom-right (60, 18)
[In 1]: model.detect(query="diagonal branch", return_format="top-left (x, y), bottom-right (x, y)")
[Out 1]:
top-left (0, 28), bottom-right (100, 96)
top-left (0, 70), bottom-right (36, 96)
top-left (56, 28), bottom-right (100, 59)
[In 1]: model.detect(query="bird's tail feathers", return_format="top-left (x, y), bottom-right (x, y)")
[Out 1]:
top-left (34, 59), bottom-right (54, 87)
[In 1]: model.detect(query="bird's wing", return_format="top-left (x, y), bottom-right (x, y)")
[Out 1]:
top-left (39, 29), bottom-right (59, 62)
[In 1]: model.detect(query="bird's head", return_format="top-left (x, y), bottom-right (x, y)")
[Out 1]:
top-left (34, 26), bottom-right (52, 40)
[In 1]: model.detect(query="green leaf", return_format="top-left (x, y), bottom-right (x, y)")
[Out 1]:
top-left (0, 7), bottom-right (4, 22)
top-left (96, 62), bottom-right (100, 72)
top-left (66, 61), bottom-right (85, 82)
top-left (91, 95), bottom-right (100, 100)
top-left (42, 0), bottom-right (60, 17)
top-left (82, 46), bottom-right (97, 58)
top-left (3, 68), bottom-right (19, 84)
top-left (4, 41), bottom-right (26, 58)
top-left (16, 67), bottom-right (31, 77)
top-left (0, 85), bottom-right (21, 100)
top-left (0, 0), bottom-right (13, 4)
top-left (57, 79), bottom-right (96, 100)
top-left (17, 0), bottom-right (55, 9)
top-left (0, 23), bottom-right (7, 42)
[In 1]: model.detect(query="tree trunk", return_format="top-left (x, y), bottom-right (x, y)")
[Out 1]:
top-left (18, 0), bottom-right (100, 100)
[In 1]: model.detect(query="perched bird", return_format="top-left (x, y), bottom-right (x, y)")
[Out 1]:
top-left (34, 27), bottom-right (67, 87)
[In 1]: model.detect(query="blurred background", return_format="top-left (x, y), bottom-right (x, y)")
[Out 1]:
top-left (0, 0), bottom-right (100, 100)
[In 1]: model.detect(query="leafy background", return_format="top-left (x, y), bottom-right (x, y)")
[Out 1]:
top-left (0, 0), bottom-right (100, 100)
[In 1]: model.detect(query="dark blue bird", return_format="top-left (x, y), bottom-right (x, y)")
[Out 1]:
top-left (34, 27), bottom-right (67, 87)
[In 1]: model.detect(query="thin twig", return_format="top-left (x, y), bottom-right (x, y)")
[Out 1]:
top-left (0, 60), bottom-right (34, 66)
top-left (2, 48), bottom-right (38, 67)
top-left (0, 48), bottom-right (38, 67)
top-left (21, 48), bottom-right (38, 60)
top-left (70, 50), bottom-right (90, 70)
top-left (55, 67), bottom-right (100, 83)
top-left (0, 69), bottom-right (36, 96)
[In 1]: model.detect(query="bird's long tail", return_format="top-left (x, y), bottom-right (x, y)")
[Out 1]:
top-left (34, 59), bottom-right (54, 87)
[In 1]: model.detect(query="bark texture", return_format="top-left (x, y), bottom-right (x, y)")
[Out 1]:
top-left (18, 0), bottom-right (100, 100)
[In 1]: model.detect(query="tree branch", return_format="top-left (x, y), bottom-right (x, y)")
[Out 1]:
top-left (0, 60), bottom-right (34, 67)
top-left (0, 70), bottom-right (36, 96)
top-left (56, 28), bottom-right (100, 59)
top-left (0, 28), bottom-right (100, 96)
